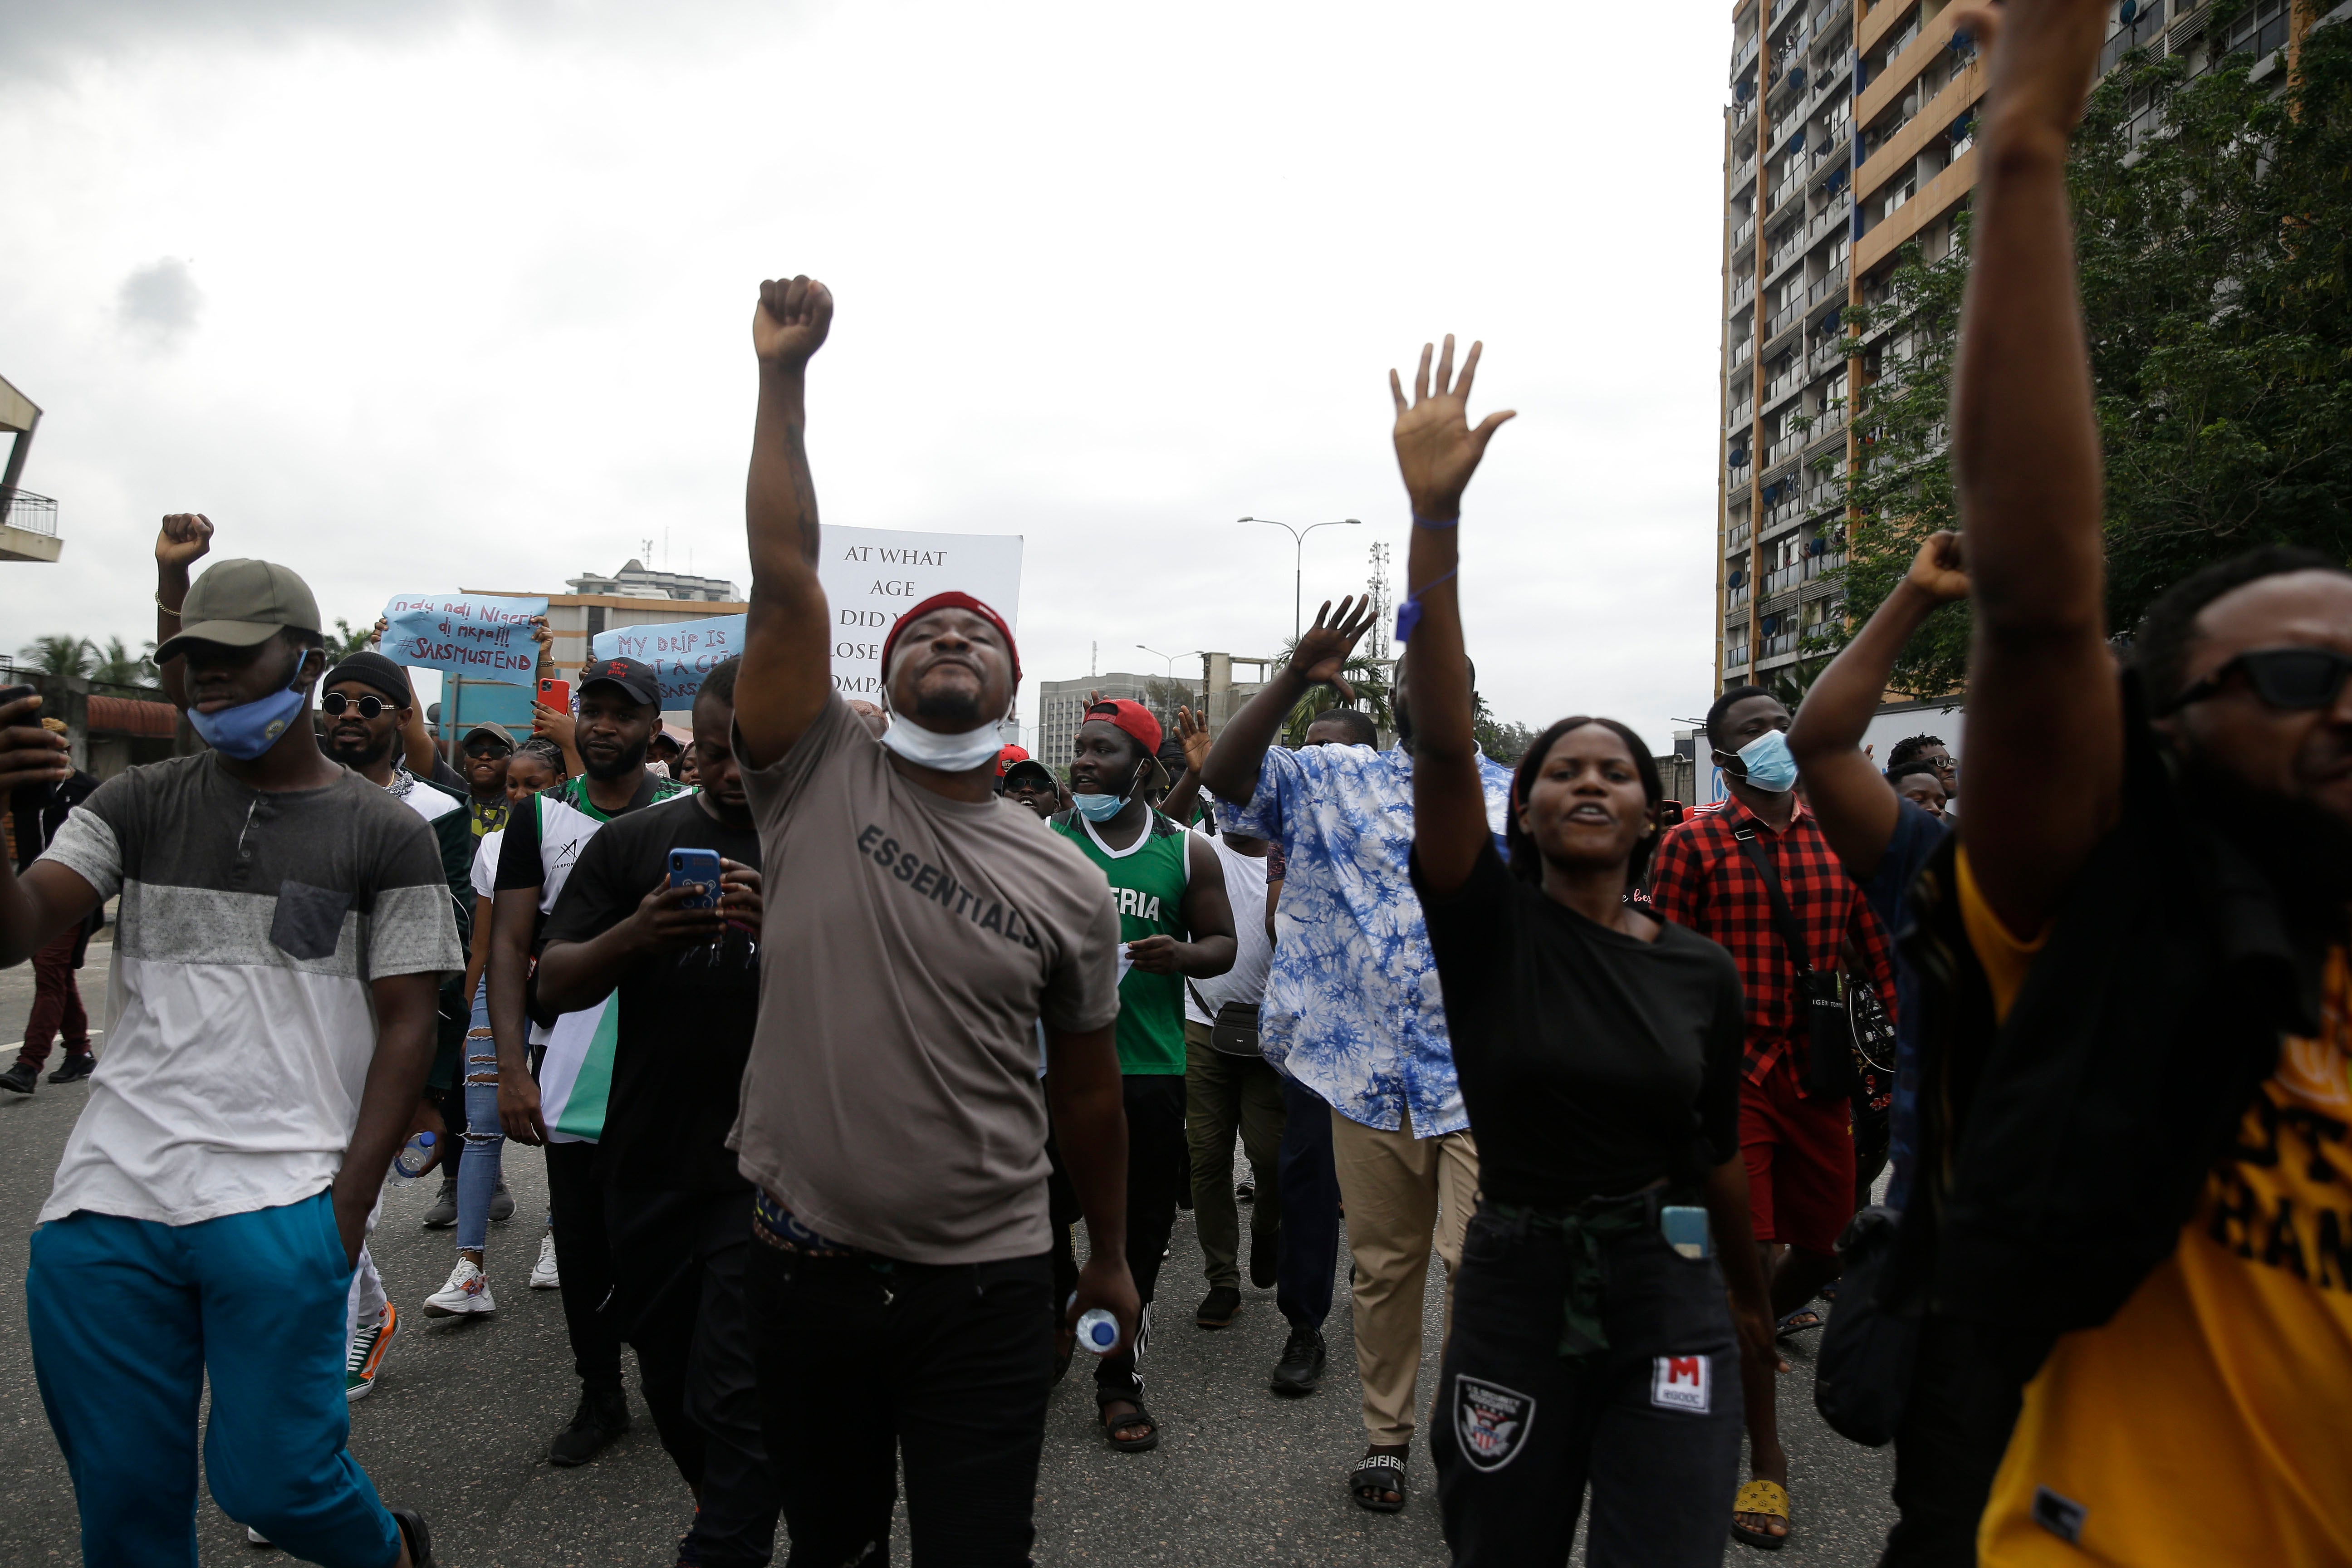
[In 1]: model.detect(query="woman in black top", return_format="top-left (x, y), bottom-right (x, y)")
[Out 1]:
top-left (1389, 335), bottom-right (1774, 1567)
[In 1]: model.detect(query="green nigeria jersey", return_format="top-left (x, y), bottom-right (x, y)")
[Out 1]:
top-left (1052, 807), bottom-right (1191, 1075)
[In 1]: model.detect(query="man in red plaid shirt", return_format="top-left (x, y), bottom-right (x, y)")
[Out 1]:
top-left (1647, 683), bottom-right (1896, 1552)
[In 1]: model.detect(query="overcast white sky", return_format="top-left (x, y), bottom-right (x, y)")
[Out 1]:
top-left (0, 0), bottom-right (1732, 753)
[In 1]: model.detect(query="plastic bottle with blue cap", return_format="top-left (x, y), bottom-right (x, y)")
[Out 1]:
top-left (1067, 1294), bottom-right (1120, 1354)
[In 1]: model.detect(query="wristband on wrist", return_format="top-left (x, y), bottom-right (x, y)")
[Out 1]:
top-left (1411, 512), bottom-right (1460, 530)
top-left (1394, 565), bottom-right (1460, 644)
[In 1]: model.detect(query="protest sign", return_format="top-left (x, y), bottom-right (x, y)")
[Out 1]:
top-left (589, 526), bottom-right (1023, 707)
top-left (383, 593), bottom-right (548, 681)
top-left (816, 525), bottom-right (1024, 698)
top-left (590, 614), bottom-right (747, 708)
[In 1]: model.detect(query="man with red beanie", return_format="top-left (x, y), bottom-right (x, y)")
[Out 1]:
top-left (728, 271), bottom-right (1137, 1565)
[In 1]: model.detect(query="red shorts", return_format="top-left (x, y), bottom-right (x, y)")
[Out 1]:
top-left (1740, 1050), bottom-right (1856, 1256)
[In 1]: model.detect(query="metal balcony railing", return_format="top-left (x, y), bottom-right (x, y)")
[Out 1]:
top-left (1727, 581), bottom-right (1752, 609)
top-left (1731, 216), bottom-right (1757, 250)
top-left (1733, 153), bottom-right (1759, 191)
top-left (1725, 642), bottom-right (1751, 669)
top-left (1764, 562), bottom-right (1806, 595)
top-left (1765, 364), bottom-right (1803, 402)
top-left (0, 489), bottom-right (59, 537)
top-left (1803, 479), bottom-right (1846, 514)
top-left (1727, 402), bottom-right (1754, 432)
top-left (1730, 338), bottom-right (1755, 370)
top-left (1731, 279), bottom-right (1758, 313)
top-left (1808, 261), bottom-right (1849, 307)
top-left (1806, 408), bottom-right (1849, 445)
top-left (1809, 190), bottom-right (1853, 242)
top-left (1767, 299), bottom-right (1805, 339)
top-left (1726, 520), bottom-right (1753, 550)
top-left (1767, 431), bottom-right (1807, 465)
top-left (1762, 629), bottom-right (1798, 657)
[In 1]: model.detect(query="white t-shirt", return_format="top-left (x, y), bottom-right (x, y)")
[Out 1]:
top-left (1184, 827), bottom-right (1273, 1023)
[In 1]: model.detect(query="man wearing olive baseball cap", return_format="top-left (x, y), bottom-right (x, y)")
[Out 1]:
top-left (0, 519), bottom-right (456, 1566)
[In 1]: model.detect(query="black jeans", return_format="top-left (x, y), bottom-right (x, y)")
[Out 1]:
top-left (607, 1185), bottom-right (779, 1568)
top-left (1432, 1203), bottom-right (1744, 1568)
top-left (543, 1140), bottom-right (623, 1391)
top-left (1275, 1074), bottom-right (1341, 1332)
top-left (745, 1241), bottom-right (1054, 1568)
top-left (1096, 1073), bottom-right (1187, 1407)
top-left (1878, 1310), bottom-right (2025, 1568)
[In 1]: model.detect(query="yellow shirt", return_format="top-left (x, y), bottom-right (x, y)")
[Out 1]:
top-left (1958, 850), bottom-right (2352, 1567)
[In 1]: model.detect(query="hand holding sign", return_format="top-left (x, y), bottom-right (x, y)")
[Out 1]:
top-left (382, 594), bottom-right (549, 681)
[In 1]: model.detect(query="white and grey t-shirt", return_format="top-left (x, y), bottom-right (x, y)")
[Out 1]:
top-left (36, 754), bottom-right (464, 1228)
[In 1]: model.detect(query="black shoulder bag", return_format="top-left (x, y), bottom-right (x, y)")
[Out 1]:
top-left (1731, 826), bottom-right (1858, 1098)
top-left (1186, 980), bottom-right (1262, 1058)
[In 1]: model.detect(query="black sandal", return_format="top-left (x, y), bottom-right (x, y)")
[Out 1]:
top-left (1098, 1396), bottom-right (1160, 1453)
top-left (1350, 1450), bottom-right (1407, 1513)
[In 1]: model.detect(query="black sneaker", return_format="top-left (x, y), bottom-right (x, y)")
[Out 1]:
top-left (1195, 1285), bottom-right (1241, 1329)
top-left (387, 1507), bottom-right (435, 1567)
top-left (1271, 1326), bottom-right (1327, 1396)
top-left (47, 1052), bottom-right (95, 1084)
top-left (1249, 1216), bottom-right (1281, 1290)
top-left (0, 1062), bottom-right (37, 1095)
top-left (548, 1384), bottom-right (629, 1466)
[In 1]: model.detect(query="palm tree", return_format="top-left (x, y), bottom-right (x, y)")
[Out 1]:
top-left (89, 636), bottom-right (160, 688)
top-left (19, 635), bottom-right (93, 679)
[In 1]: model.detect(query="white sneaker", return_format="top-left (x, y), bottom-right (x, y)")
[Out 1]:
top-left (423, 1257), bottom-right (496, 1317)
top-left (529, 1232), bottom-right (560, 1290)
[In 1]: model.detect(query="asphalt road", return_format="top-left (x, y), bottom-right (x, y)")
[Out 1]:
top-left (0, 936), bottom-right (1896, 1566)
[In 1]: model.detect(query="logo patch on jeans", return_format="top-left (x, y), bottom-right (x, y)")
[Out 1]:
top-left (1454, 1375), bottom-right (1535, 1471)
top-left (1651, 1354), bottom-right (1711, 1413)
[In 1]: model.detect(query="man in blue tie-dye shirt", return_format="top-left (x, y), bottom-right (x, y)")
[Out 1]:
top-left (1202, 608), bottom-right (1513, 1512)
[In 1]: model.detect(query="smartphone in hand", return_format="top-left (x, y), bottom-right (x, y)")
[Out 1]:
top-left (538, 678), bottom-right (571, 714)
top-left (668, 848), bottom-right (722, 911)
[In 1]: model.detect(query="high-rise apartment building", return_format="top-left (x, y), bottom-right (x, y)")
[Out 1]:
top-left (1714, 0), bottom-right (2319, 696)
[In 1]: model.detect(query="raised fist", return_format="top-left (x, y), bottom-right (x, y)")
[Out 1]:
top-left (753, 275), bottom-right (833, 370)
top-left (156, 513), bottom-right (214, 572)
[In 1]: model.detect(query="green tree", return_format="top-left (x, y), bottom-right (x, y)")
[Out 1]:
top-left (18, 634), bottom-right (93, 679)
top-left (1471, 691), bottom-right (1538, 764)
top-left (89, 636), bottom-right (159, 688)
top-left (1828, 12), bottom-right (2352, 694)
top-left (328, 617), bottom-right (377, 659)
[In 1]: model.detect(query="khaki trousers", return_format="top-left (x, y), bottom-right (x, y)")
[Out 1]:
top-left (1184, 1024), bottom-right (1286, 1291)
top-left (1329, 1102), bottom-right (1480, 1446)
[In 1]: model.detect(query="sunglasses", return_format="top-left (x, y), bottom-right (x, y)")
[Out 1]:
top-left (2166, 647), bottom-right (2352, 715)
top-left (322, 691), bottom-right (399, 719)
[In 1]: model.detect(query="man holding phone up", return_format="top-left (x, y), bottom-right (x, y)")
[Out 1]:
top-left (533, 655), bottom-right (777, 1568)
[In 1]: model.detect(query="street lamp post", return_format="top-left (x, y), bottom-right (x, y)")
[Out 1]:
top-left (1241, 516), bottom-right (1362, 642)
top-left (1136, 644), bottom-right (1201, 725)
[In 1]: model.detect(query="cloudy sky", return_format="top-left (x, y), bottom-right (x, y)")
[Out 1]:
top-left (1, 0), bottom-right (1732, 753)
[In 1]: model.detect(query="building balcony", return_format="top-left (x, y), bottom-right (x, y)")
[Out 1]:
top-left (1764, 363), bottom-right (1803, 403)
top-left (1732, 153), bottom-right (1759, 192)
top-left (1767, 173), bottom-right (1804, 213)
top-left (1731, 215), bottom-right (1757, 251)
top-left (1803, 477), bottom-right (1847, 514)
top-left (1727, 581), bottom-right (1752, 609)
top-left (1765, 299), bottom-right (1806, 342)
top-left (1808, 333), bottom-right (1851, 377)
top-left (0, 488), bottom-right (61, 564)
top-left (1761, 628), bottom-right (1799, 658)
top-left (1764, 562), bottom-right (1806, 596)
top-left (1766, 430), bottom-right (1807, 466)
top-left (1806, 408), bottom-right (1849, 446)
top-left (1727, 402), bottom-right (1754, 432)
top-left (1808, 190), bottom-right (1853, 242)
top-left (1729, 337), bottom-right (1755, 371)
top-left (1726, 519), bottom-right (1753, 551)
top-left (1731, 278), bottom-right (1758, 313)
top-left (1725, 641), bottom-right (1751, 671)
top-left (1808, 261), bottom-right (1850, 307)
top-left (1735, 30), bottom-right (1761, 71)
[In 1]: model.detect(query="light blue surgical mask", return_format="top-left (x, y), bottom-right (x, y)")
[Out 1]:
top-left (187, 662), bottom-right (308, 760)
top-left (1069, 789), bottom-right (1127, 823)
top-left (1735, 728), bottom-right (1799, 794)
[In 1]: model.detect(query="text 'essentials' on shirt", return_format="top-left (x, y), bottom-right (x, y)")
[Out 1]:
top-left (1416, 839), bottom-right (1746, 1207)
top-left (730, 694), bottom-right (1122, 1265)
top-left (1960, 854), bottom-right (2352, 1568)
top-left (1220, 740), bottom-right (1514, 1137)
top-left (540, 794), bottom-right (762, 1194)
top-left (36, 755), bottom-right (463, 1227)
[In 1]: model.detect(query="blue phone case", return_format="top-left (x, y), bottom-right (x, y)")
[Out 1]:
top-left (668, 849), bottom-right (722, 911)
top-left (1661, 1205), bottom-right (1712, 1260)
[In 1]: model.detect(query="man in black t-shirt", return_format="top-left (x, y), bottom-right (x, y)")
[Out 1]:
top-left (537, 656), bottom-right (776, 1568)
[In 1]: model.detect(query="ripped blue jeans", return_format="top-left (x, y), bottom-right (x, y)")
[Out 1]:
top-left (458, 979), bottom-right (505, 1254)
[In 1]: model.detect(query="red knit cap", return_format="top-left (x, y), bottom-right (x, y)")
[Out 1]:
top-left (1083, 698), bottom-right (1163, 758)
top-left (879, 592), bottom-right (1022, 688)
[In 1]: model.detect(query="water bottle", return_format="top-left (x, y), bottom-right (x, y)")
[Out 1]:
top-left (387, 1131), bottom-right (436, 1186)
top-left (1066, 1293), bottom-right (1121, 1355)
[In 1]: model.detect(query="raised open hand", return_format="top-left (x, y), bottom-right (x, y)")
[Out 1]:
top-left (1287, 596), bottom-right (1377, 701)
top-left (1905, 530), bottom-right (1970, 604)
top-left (156, 513), bottom-right (214, 572)
top-left (753, 274), bottom-right (833, 370)
top-left (1173, 706), bottom-right (1212, 773)
top-left (1389, 334), bottom-right (1516, 523)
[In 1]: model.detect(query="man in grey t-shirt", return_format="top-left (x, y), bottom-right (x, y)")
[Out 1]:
top-left (730, 272), bottom-right (1134, 1566)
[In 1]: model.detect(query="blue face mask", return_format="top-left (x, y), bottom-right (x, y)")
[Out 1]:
top-left (1733, 728), bottom-right (1799, 794)
top-left (1069, 789), bottom-right (1127, 823)
top-left (187, 660), bottom-right (309, 760)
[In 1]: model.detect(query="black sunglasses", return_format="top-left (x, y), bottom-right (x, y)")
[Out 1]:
top-left (322, 691), bottom-right (398, 719)
top-left (2165, 647), bottom-right (2352, 715)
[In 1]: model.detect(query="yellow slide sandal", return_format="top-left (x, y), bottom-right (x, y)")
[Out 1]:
top-left (1732, 1478), bottom-right (1790, 1552)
